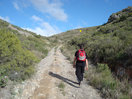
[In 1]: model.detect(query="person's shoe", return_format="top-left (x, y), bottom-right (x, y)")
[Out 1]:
top-left (77, 78), bottom-right (81, 86)
top-left (78, 81), bottom-right (81, 86)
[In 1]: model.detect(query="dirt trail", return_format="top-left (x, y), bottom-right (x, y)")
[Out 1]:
top-left (12, 47), bottom-right (102, 99)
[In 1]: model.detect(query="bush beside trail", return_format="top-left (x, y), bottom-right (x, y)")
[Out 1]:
top-left (0, 29), bottom-right (38, 87)
top-left (19, 35), bottom-right (49, 59)
top-left (85, 63), bottom-right (132, 99)
top-left (0, 19), bottom-right (52, 89)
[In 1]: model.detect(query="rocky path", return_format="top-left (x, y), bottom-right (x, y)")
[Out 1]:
top-left (12, 47), bottom-right (102, 99)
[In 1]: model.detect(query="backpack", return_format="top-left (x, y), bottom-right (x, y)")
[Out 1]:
top-left (77, 49), bottom-right (86, 61)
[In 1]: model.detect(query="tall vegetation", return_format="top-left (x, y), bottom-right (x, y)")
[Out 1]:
top-left (0, 18), bottom-right (51, 59)
top-left (0, 29), bottom-right (38, 87)
top-left (18, 34), bottom-right (49, 59)
top-left (85, 63), bottom-right (132, 99)
top-left (0, 18), bottom-right (53, 88)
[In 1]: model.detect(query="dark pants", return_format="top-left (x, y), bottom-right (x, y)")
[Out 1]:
top-left (76, 65), bottom-right (85, 82)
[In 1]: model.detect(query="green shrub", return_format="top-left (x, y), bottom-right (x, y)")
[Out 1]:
top-left (96, 64), bottom-right (117, 89)
top-left (0, 19), bottom-right (9, 28)
top-left (0, 29), bottom-right (38, 84)
top-left (0, 68), bottom-right (8, 87)
top-left (119, 15), bottom-right (127, 22)
top-left (21, 36), bottom-right (49, 59)
top-left (128, 12), bottom-right (132, 17)
top-left (84, 63), bottom-right (131, 99)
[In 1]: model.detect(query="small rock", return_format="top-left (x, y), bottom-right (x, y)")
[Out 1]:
top-left (72, 94), bottom-right (75, 98)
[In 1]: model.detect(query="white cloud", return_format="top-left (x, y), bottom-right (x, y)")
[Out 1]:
top-left (13, 2), bottom-right (20, 10)
top-left (13, 0), bottom-right (30, 11)
top-left (24, 20), bottom-right (61, 36)
top-left (30, 0), bottom-right (68, 21)
top-left (32, 15), bottom-right (43, 22)
top-left (41, 21), bottom-right (61, 35)
top-left (0, 16), bottom-right (10, 22)
top-left (25, 27), bottom-right (45, 35)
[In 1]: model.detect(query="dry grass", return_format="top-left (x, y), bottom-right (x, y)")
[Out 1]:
top-left (60, 45), bottom-right (76, 64)
top-left (58, 82), bottom-right (65, 96)
top-left (85, 64), bottom-right (132, 99)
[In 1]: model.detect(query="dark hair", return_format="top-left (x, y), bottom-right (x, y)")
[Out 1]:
top-left (79, 44), bottom-right (84, 49)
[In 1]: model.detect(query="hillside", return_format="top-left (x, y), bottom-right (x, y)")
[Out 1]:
top-left (51, 7), bottom-right (132, 81)
top-left (59, 7), bottom-right (132, 99)
top-left (0, 6), bottom-right (132, 99)
top-left (59, 6), bottom-right (132, 77)
top-left (0, 19), bottom-right (52, 88)
top-left (49, 26), bottom-right (97, 43)
top-left (54, 6), bottom-right (132, 41)
top-left (0, 19), bottom-right (52, 59)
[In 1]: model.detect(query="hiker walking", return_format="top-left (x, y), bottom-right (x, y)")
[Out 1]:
top-left (73, 44), bottom-right (88, 85)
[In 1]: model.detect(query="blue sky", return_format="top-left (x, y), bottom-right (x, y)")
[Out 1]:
top-left (0, 0), bottom-right (132, 36)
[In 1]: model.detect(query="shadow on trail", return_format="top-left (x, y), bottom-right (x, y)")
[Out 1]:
top-left (49, 72), bottom-right (80, 88)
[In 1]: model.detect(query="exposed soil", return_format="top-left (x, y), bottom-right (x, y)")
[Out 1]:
top-left (10, 47), bottom-right (102, 99)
